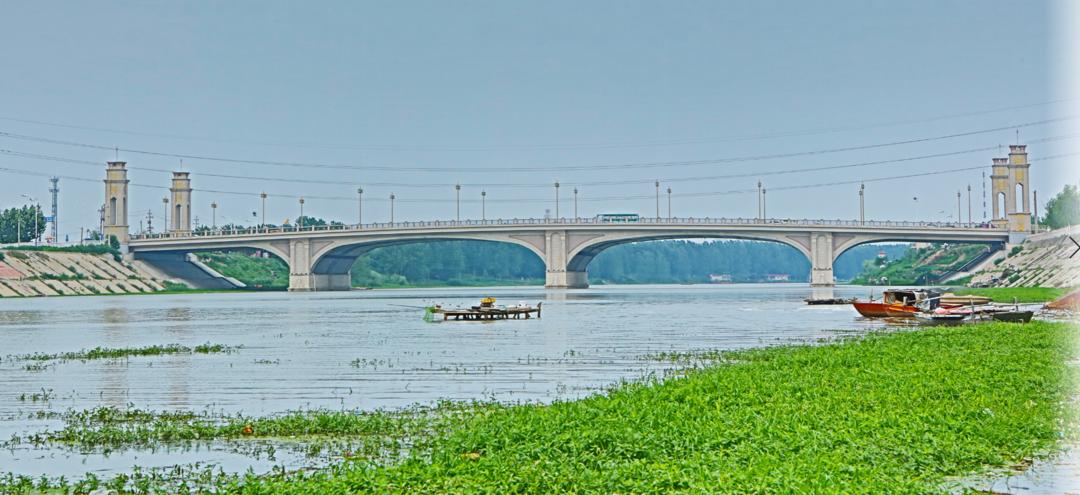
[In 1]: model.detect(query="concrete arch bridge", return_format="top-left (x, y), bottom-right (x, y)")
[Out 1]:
top-left (126, 218), bottom-right (1010, 291)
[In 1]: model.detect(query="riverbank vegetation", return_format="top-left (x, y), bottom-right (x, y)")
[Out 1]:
top-left (2, 321), bottom-right (1074, 493)
top-left (851, 243), bottom-right (992, 285)
top-left (949, 286), bottom-right (1070, 303)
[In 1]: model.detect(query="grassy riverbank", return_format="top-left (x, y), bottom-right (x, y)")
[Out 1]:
top-left (949, 286), bottom-right (1070, 303)
top-left (3, 321), bottom-right (1075, 494)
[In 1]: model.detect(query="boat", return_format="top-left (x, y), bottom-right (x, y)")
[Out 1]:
top-left (990, 310), bottom-right (1034, 323)
top-left (426, 297), bottom-right (542, 321)
top-left (852, 289), bottom-right (938, 318)
top-left (914, 312), bottom-right (970, 326)
top-left (937, 294), bottom-right (993, 308)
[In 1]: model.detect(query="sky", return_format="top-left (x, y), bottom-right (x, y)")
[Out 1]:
top-left (0, 1), bottom-right (1076, 240)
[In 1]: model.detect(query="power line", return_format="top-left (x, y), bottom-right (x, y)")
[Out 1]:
top-left (0, 99), bottom-right (1068, 152)
top-left (1, 153), bottom-right (1074, 205)
top-left (3, 133), bottom-right (1076, 190)
top-left (0, 117), bottom-right (1071, 173)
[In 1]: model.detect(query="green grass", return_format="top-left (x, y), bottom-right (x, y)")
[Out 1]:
top-left (4, 322), bottom-right (1074, 494)
top-left (3, 244), bottom-right (118, 255)
top-left (949, 287), bottom-right (1070, 303)
top-left (18, 343), bottom-right (235, 361)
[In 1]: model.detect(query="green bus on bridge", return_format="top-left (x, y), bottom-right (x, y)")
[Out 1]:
top-left (596, 213), bottom-right (640, 223)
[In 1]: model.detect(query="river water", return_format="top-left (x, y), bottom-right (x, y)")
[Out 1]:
top-left (0, 284), bottom-right (1067, 490)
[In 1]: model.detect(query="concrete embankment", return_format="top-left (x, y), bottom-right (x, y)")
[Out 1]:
top-left (970, 225), bottom-right (1080, 288)
top-left (0, 249), bottom-right (171, 297)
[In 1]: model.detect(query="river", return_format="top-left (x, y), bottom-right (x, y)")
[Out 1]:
top-left (0, 284), bottom-right (1066, 489)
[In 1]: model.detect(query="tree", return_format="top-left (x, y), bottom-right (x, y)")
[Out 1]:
top-left (1041, 184), bottom-right (1080, 230)
top-left (0, 205), bottom-right (46, 243)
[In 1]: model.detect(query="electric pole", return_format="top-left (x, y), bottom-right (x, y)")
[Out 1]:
top-left (299, 197), bottom-right (305, 228)
top-left (49, 177), bottom-right (58, 244)
top-left (260, 192), bottom-right (268, 232)
top-left (390, 194), bottom-right (395, 223)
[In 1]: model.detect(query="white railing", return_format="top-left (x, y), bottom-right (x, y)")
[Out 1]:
top-left (128, 217), bottom-right (1002, 241)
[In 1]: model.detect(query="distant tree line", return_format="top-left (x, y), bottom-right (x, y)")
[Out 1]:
top-left (0, 205), bottom-right (46, 244)
top-left (1040, 184), bottom-right (1079, 230)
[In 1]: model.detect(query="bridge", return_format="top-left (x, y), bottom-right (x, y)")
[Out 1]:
top-left (126, 218), bottom-right (1010, 290)
top-left (102, 142), bottom-right (1035, 291)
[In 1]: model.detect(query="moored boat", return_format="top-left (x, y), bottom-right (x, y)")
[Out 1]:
top-left (851, 289), bottom-right (938, 318)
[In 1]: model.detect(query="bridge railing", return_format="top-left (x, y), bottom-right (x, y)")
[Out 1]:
top-left (128, 217), bottom-right (1001, 241)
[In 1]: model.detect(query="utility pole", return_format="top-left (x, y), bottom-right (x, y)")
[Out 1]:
top-left (967, 185), bottom-right (972, 225)
top-left (389, 194), bottom-right (395, 223)
top-left (455, 184), bottom-right (461, 222)
top-left (667, 187), bottom-right (672, 219)
top-left (981, 171), bottom-right (987, 220)
top-left (298, 197), bottom-right (305, 228)
top-left (1033, 190), bottom-right (1039, 233)
top-left (655, 181), bottom-right (660, 220)
top-left (146, 210), bottom-right (154, 235)
top-left (859, 183), bottom-right (865, 224)
top-left (49, 177), bottom-right (58, 244)
top-left (481, 190), bottom-right (487, 221)
top-left (211, 202), bottom-right (218, 229)
top-left (956, 191), bottom-right (962, 224)
top-left (357, 187), bottom-right (363, 227)
top-left (554, 182), bottom-right (560, 219)
top-left (260, 192), bottom-right (268, 232)
top-left (21, 194), bottom-right (39, 245)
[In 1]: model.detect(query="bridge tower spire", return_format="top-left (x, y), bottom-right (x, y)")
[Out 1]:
top-left (170, 172), bottom-right (192, 235)
top-left (103, 161), bottom-right (130, 246)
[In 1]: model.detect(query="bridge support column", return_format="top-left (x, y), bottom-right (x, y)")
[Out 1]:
top-left (543, 230), bottom-right (588, 289)
top-left (810, 232), bottom-right (835, 287)
top-left (287, 238), bottom-right (352, 292)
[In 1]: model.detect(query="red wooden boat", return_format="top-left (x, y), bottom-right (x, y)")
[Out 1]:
top-left (851, 289), bottom-right (936, 318)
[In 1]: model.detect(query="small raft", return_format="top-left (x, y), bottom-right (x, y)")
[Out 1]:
top-left (427, 297), bottom-right (542, 321)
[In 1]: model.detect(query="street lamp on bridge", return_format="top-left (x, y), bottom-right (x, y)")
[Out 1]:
top-left (357, 187), bottom-right (363, 227)
top-left (260, 192), bottom-right (267, 232)
top-left (211, 202), bottom-right (217, 230)
top-left (390, 194), bottom-right (396, 223)
top-left (573, 188), bottom-right (579, 219)
top-left (162, 197), bottom-right (169, 233)
top-left (762, 188), bottom-right (767, 220)
top-left (455, 184), bottom-right (461, 222)
top-left (667, 187), bottom-right (672, 219)
top-left (299, 197), bottom-right (305, 229)
top-left (859, 183), bottom-right (865, 225)
top-left (481, 190), bottom-right (487, 221)
top-left (554, 182), bottom-right (560, 219)
top-left (655, 181), bottom-right (660, 220)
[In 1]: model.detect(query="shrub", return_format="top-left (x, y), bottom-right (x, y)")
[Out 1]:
top-left (1009, 245), bottom-right (1023, 257)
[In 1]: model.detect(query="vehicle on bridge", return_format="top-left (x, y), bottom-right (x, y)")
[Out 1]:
top-left (596, 213), bottom-right (640, 223)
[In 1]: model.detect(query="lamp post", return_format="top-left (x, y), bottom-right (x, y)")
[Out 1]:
top-left (757, 180), bottom-right (763, 221)
top-left (967, 185), bottom-right (972, 226)
top-left (1033, 190), bottom-right (1039, 233)
top-left (956, 191), bottom-right (962, 226)
top-left (655, 181), bottom-right (660, 220)
top-left (667, 187), bottom-right (672, 220)
top-left (455, 184), bottom-right (461, 222)
top-left (573, 188), bottom-right (579, 220)
top-left (859, 183), bottom-right (865, 224)
top-left (162, 197), bottom-right (169, 234)
top-left (211, 202), bottom-right (218, 230)
top-left (762, 188), bottom-right (767, 220)
top-left (260, 192), bottom-right (267, 232)
top-left (481, 190), bottom-right (487, 221)
top-left (21, 195), bottom-right (39, 245)
top-left (357, 187), bottom-right (363, 227)
top-left (554, 182), bottom-right (560, 220)
top-left (299, 197), bottom-right (305, 229)
top-left (389, 194), bottom-right (395, 223)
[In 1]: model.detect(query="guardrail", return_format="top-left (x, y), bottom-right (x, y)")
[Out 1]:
top-left (128, 217), bottom-right (1003, 241)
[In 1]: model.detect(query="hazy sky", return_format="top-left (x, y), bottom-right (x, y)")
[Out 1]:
top-left (0, 1), bottom-right (1075, 239)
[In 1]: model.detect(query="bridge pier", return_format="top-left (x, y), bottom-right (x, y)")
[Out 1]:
top-left (810, 232), bottom-right (835, 287)
top-left (289, 273), bottom-right (352, 292)
top-left (545, 269), bottom-right (588, 289)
